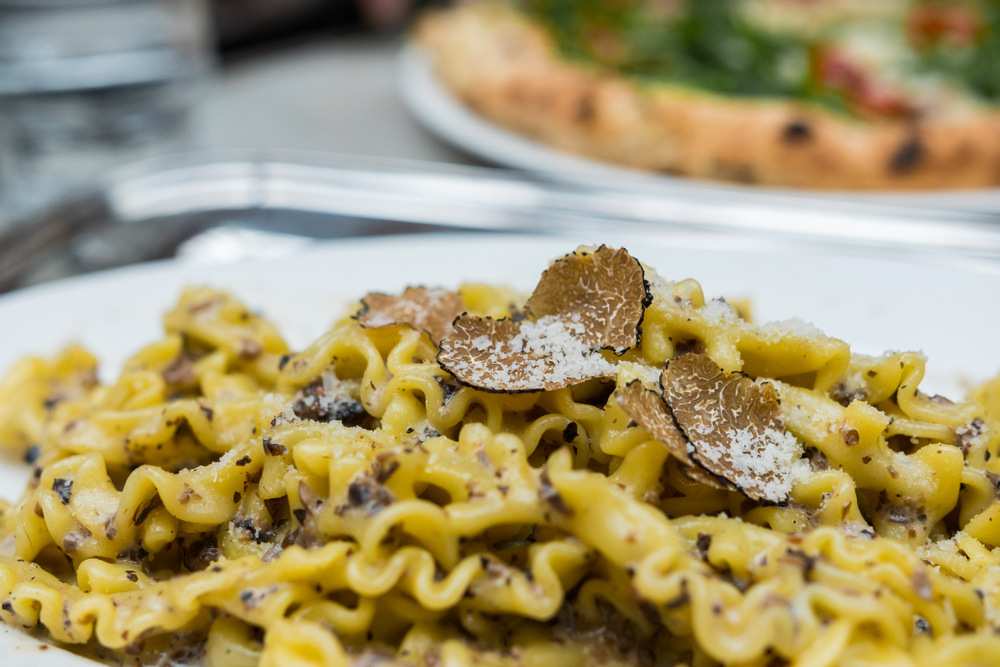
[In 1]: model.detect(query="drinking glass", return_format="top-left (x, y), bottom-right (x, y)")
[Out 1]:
top-left (0, 0), bottom-right (211, 225)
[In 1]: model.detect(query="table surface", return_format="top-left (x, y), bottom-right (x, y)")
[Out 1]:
top-left (191, 33), bottom-right (478, 166)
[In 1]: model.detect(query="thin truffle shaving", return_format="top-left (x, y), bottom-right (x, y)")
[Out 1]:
top-left (616, 380), bottom-right (726, 489)
top-left (357, 286), bottom-right (465, 345)
top-left (438, 314), bottom-right (617, 392)
top-left (438, 245), bottom-right (650, 392)
top-left (525, 245), bottom-right (651, 353)
top-left (661, 353), bottom-right (802, 503)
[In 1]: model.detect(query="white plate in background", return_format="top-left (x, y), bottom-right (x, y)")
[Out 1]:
top-left (398, 45), bottom-right (1000, 214)
top-left (0, 231), bottom-right (998, 661)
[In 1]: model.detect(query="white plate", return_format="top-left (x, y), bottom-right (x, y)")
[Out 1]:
top-left (398, 45), bottom-right (1000, 213)
top-left (1, 232), bottom-right (999, 662)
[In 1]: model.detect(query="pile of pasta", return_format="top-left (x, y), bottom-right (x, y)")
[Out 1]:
top-left (1, 246), bottom-right (1000, 667)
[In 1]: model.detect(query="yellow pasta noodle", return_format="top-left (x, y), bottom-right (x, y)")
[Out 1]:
top-left (0, 246), bottom-right (999, 667)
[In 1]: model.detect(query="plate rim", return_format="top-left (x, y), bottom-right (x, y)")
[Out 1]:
top-left (2, 230), bottom-right (999, 383)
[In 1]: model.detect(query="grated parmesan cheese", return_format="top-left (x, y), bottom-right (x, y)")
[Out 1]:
top-left (212, 449), bottom-right (238, 483)
top-left (757, 317), bottom-right (826, 343)
top-left (444, 314), bottom-right (618, 391)
top-left (362, 311), bottom-right (396, 328)
top-left (698, 299), bottom-right (745, 329)
top-left (693, 426), bottom-right (804, 503)
top-left (616, 361), bottom-right (663, 388)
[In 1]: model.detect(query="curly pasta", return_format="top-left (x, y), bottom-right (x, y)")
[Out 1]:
top-left (1, 248), bottom-right (1000, 667)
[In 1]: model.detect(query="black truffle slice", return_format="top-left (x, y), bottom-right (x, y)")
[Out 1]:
top-left (357, 286), bottom-right (465, 346)
top-left (436, 316), bottom-right (617, 393)
top-left (616, 380), bottom-right (726, 490)
top-left (661, 354), bottom-right (800, 504)
top-left (525, 246), bottom-right (651, 354)
top-left (437, 246), bottom-right (651, 393)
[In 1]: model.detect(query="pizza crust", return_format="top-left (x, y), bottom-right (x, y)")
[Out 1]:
top-left (413, 3), bottom-right (1000, 191)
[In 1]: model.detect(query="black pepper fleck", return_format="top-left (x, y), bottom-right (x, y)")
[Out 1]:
top-left (262, 438), bottom-right (287, 456)
top-left (52, 478), bottom-right (72, 505)
top-left (23, 445), bottom-right (40, 465)
top-left (562, 422), bottom-right (578, 442)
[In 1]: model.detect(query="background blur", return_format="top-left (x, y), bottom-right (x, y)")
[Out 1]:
top-left (0, 0), bottom-right (472, 227)
top-left (4, 0), bottom-right (1000, 293)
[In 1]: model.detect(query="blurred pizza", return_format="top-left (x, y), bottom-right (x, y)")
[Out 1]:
top-left (414, 0), bottom-right (1000, 190)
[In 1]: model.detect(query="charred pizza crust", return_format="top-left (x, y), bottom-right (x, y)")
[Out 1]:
top-left (414, 2), bottom-right (1000, 190)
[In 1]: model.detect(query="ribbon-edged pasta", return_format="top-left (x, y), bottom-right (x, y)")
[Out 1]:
top-left (0, 247), bottom-right (999, 667)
